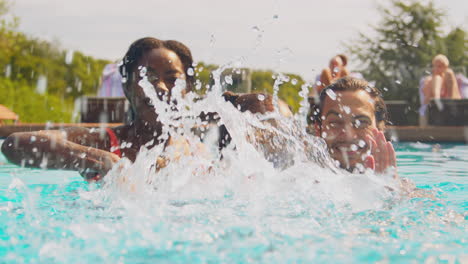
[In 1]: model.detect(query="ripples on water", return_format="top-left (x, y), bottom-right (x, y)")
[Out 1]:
top-left (1, 138), bottom-right (467, 263)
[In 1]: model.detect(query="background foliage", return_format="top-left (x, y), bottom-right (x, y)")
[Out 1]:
top-left (347, 0), bottom-right (467, 124)
top-left (0, 0), bottom-right (109, 122)
top-left (0, 0), bottom-right (466, 123)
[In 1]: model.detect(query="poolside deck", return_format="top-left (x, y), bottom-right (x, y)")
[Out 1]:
top-left (0, 123), bottom-right (467, 143)
top-left (384, 126), bottom-right (468, 143)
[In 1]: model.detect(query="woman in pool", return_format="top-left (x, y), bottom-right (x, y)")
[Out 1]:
top-left (1, 37), bottom-right (196, 181)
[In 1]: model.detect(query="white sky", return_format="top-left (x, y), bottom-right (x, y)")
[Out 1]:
top-left (12, 0), bottom-right (468, 80)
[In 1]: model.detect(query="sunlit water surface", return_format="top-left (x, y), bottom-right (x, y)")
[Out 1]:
top-left (0, 139), bottom-right (466, 263)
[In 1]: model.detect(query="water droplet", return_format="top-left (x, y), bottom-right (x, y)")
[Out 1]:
top-left (355, 119), bottom-right (361, 127)
top-left (395, 80), bottom-right (401, 85)
top-left (65, 50), bottom-right (74, 65)
top-left (273, 14), bottom-right (279, 19)
top-left (5, 64), bottom-right (11, 78)
top-left (358, 140), bottom-right (366, 148)
top-left (325, 89), bottom-right (337, 100)
top-left (195, 80), bottom-right (202, 90)
top-left (224, 75), bottom-right (233, 85)
top-left (39, 156), bottom-right (48, 169)
top-left (350, 144), bottom-right (358, 151)
top-left (257, 94), bottom-right (265, 101)
top-left (383, 87), bottom-right (388, 91)
top-left (121, 77), bottom-right (127, 84)
top-left (343, 106), bottom-right (351, 114)
top-left (36, 75), bottom-right (47, 95)
top-left (291, 78), bottom-right (298, 85)
top-left (32, 147), bottom-right (38, 153)
top-left (139, 66), bottom-right (147, 77)
top-left (209, 34), bottom-right (216, 46)
top-left (187, 68), bottom-right (194, 76)
top-left (30, 136), bottom-right (36, 142)
top-left (321, 132), bottom-right (327, 138)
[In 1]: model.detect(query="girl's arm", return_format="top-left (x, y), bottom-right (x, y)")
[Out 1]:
top-left (1, 127), bottom-right (120, 179)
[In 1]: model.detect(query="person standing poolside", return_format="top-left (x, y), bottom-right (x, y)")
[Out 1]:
top-left (316, 54), bottom-right (350, 94)
top-left (1, 37), bottom-right (195, 181)
top-left (422, 54), bottom-right (461, 105)
top-left (313, 77), bottom-right (396, 174)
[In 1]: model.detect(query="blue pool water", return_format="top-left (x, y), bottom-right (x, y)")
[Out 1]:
top-left (0, 141), bottom-right (466, 263)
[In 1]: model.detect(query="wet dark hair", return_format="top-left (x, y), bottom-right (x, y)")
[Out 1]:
top-left (119, 37), bottom-right (194, 91)
top-left (313, 77), bottom-right (388, 130)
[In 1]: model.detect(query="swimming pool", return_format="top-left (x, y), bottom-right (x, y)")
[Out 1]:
top-left (0, 140), bottom-right (466, 263)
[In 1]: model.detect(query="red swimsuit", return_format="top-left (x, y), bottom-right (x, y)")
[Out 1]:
top-left (86, 128), bottom-right (121, 182)
top-left (106, 127), bottom-right (122, 157)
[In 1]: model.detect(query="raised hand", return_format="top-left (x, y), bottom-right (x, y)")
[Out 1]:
top-left (364, 128), bottom-right (397, 176)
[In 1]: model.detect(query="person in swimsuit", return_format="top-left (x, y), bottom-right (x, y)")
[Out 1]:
top-left (316, 54), bottom-right (350, 94)
top-left (1, 37), bottom-right (196, 181)
top-left (422, 54), bottom-right (461, 105)
top-left (313, 77), bottom-right (396, 174)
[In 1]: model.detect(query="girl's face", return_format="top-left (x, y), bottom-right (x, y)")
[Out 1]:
top-left (125, 48), bottom-right (186, 128)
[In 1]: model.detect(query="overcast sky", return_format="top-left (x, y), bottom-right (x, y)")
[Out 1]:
top-left (12, 0), bottom-right (468, 80)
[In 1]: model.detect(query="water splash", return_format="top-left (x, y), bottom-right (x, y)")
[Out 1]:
top-left (36, 75), bottom-right (48, 95)
top-left (1, 68), bottom-right (464, 262)
top-left (65, 50), bottom-right (74, 65)
top-left (88, 63), bottom-right (401, 217)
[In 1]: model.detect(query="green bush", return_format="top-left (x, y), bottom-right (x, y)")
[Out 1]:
top-left (0, 77), bottom-right (73, 122)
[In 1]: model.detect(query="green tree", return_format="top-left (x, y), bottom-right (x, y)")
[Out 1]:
top-left (444, 27), bottom-right (468, 74)
top-left (348, 0), bottom-right (467, 123)
top-left (195, 64), bottom-right (307, 112)
top-left (0, 0), bottom-right (109, 122)
top-left (251, 71), bottom-right (305, 112)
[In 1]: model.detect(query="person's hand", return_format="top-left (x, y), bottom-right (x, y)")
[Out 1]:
top-left (364, 128), bottom-right (397, 176)
top-left (81, 152), bottom-right (121, 182)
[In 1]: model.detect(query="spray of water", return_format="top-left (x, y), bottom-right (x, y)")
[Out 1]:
top-left (3, 62), bottom-right (465, 263)
top-left (85, 64), bottom-right (403, 216)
